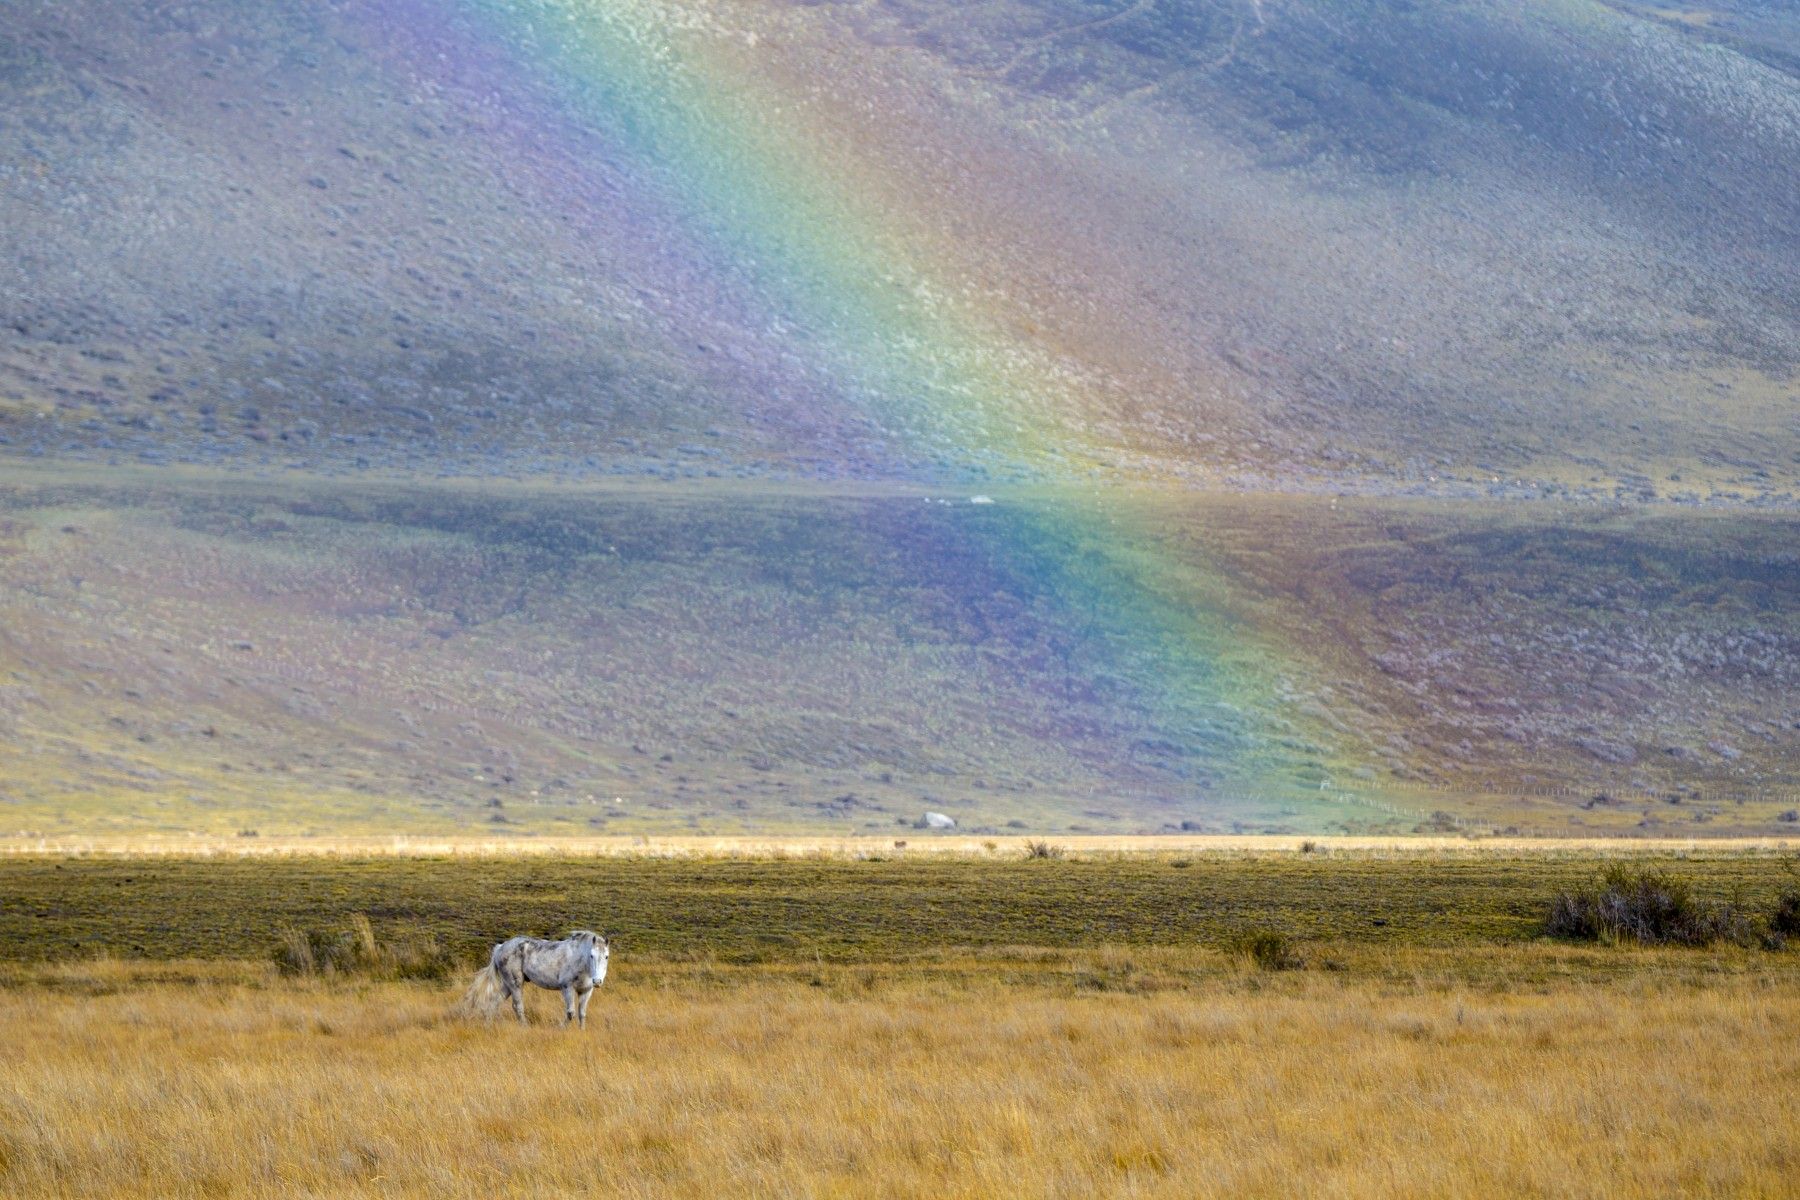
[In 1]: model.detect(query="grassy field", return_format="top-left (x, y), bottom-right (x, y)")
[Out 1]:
top-left (6, 844), bottom-right (1800, 966)
top-left (4, 846), bottom-right (1800, 1197)
top-left (4, 957), bottom-right (1799, 1199)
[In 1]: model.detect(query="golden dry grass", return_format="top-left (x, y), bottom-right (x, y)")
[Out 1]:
top-left (4, 955), bottom-right (1798, 1198)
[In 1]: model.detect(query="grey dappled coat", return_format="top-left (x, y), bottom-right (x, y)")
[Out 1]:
top-left (485, 930), bottom-right (609, 1027)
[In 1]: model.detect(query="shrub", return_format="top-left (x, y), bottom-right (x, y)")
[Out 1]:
top-left (1225, 929), bottom-right (1303, 971)
top-left (1545, 866), bottom-right (1758, 947)
top-left (1022, 840), bottom-right (1065, 860)
top-left (1770, 890), bottom-right (1800, 940)
top-left (272, 915), bottom-right (458, 980)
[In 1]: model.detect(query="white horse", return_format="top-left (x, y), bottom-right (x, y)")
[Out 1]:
top-left (465, 930), bottom-right (609, 1027)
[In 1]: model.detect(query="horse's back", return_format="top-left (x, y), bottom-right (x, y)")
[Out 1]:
top-left (490, 935), bottom-right (536, 971)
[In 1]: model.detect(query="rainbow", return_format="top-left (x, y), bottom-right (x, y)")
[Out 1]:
top-left (357, 0), bottom-right (1348, 818)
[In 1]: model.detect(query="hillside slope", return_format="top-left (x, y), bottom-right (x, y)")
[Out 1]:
top-left (2, 2), bottom-right (1797, 835)
top-left (2, 472), bottom-right (1794, 836)
top-left (2, 0), bottom-right (1795, 493)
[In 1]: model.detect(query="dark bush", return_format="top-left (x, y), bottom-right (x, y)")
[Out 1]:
top-left (1023, 840), bottom-right (1066, 860)
top-left (1770, 890), bottom-right (1800, 940)
top-left (1225, 929), bottom-right (1303, 971)
top-left (1545, 866), bottom-right (1758, 946)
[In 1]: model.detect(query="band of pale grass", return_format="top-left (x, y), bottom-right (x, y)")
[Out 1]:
top-left (1, 955), bottom-right (1796, 1199)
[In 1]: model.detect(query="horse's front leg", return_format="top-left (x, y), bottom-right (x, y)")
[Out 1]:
top-left (577, 984), bottom-right (593, 1029)
top-left (561, 985), bottom-right (576, 1026)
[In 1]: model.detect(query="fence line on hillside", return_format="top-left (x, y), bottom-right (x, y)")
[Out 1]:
top-left (1302, 777), bottom-right (1800, 840)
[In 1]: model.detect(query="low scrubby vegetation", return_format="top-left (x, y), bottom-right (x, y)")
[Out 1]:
top-left (1544, 866), bottom-right (1764, 947)
top-left (1770, 890), bottom-right (1800, 942)
top-left (7, 850), bottom-right (1800, 967)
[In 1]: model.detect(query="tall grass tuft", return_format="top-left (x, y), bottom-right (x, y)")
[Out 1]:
top-left (1022, 840), bottom-right (1066, 860)
top-left (274, 927), bottom-right (318, 976)
top-left (272, 916), bottom-right (458, 980)
top-left (1225, 929), bottom-right (1304, 971)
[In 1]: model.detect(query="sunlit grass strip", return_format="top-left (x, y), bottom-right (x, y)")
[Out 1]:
top-left (2, 959), bottom-right (1798, 1197)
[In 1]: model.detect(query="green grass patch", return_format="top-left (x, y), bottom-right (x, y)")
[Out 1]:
top-left (4, 851), bottom-right (1798, 969)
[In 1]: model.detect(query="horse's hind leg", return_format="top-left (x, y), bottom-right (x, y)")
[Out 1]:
top-left (500, 972), bottom-right (526, 1025)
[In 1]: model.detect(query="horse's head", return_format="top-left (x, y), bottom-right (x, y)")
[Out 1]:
top-left (569, 930), bottom-right (609, 984)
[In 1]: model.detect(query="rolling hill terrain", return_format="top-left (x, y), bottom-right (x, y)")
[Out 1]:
top-left (1, 469), bottom-right (1793, 836)
top-left (1, 0), bottom-right (1796, 833)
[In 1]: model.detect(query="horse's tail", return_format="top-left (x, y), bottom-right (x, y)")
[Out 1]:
top-left (456, 963), bottom-right (506, 1020)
